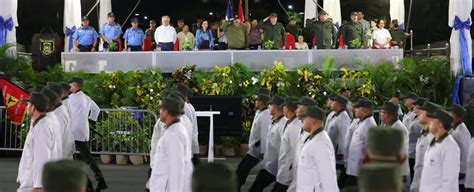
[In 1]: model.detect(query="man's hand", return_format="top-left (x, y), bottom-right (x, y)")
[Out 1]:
top-left (91, 47), bottom-right (96, 52)
top-left (263, 16), bottom-right (270, 22)
top-left (74, 47), bottom-right (80, 52)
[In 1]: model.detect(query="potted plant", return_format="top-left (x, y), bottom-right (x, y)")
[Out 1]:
top-left (221, 136), bottom-right (240, 157)
top-left (240, 119), bottom-right (252, 156)
top-left (182, 40), bottom-right (193, 51)
top-left (262, 40), bottom-right (275, 50)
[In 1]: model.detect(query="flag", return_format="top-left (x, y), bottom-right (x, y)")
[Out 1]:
top-left (0, 78), bottom-right (30, 125)
top-left (0, 0), bottom-right (18, 46)
top-left (304, 0), bottom-right (317, 26)
top-left (448, 0), bottom-right (472, 76)
top-left (99, 0), bottom-right (112, 51)
top-left (63, 0), bottom-right (82, 52)
top-left (390, 0), bottom-right (405, 29)
top-left (323, 0), bottom-right (342, 28)
top-left (225, 0), bottom-right (233, 21)
top-left (238, 0), bottom-right (245, 22)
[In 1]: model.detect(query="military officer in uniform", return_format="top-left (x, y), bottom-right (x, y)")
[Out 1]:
top-left (274, 96), bottom-right (301, 191)
top-left (249, 94), bottom-right (287, 191)
top-left (145, 19), bottom-right (157, 50)
top-left (257, 13), bottom-right (286, 49)
top-left (296, 106), bottom-right (339, 191)
top-left (420, 109), bottom-right (460, 191)
top-left (345, 99), bottom-right (377, 187)
top-left (17, 92), bottom-right (58, 192)
top-left (99, 12), bottom-right (123, 51)
top-left (326, 94), bottom-right (351, 172)
top-left (311, 10), bottom-right (338, 49)
top-left (449, 104), bottom-right (471, 191)
top-left (407, 97), bottom-right (426, 181)
top-left (402, 92), bottom-right (418, 129)
top-left (358, 163), bottom-right (403, 192)
top-left (72, 16), bottom-right (98, 52)
top-left (236, 94), bottom-right (271, 190)
top-left (124, 17), bottom-right (145, 51)
top-left (68, 77), bottom-right (107, 191)
top-left (42, 160), bottom-right (88, 192)
top-left (341, 12), bottom-right (366, 49)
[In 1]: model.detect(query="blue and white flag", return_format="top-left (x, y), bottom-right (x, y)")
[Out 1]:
top-left (390, 0), bottom-right (405, 29)
top-left (63, 0), bottom-right (81, 52)
top-left (225, 0), bottom-right (233, 21)
top-left (323, 0), bottom-right (341, 28)
top-left (449, 0), bottom-right (472, 76)
top-left (0, 0), bottom-right (18, 46)
top-left (304, 0), bottom-right (317, 26)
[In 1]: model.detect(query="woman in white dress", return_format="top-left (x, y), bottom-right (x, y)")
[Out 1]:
top-left (372, 19), bottom-right (392, 49)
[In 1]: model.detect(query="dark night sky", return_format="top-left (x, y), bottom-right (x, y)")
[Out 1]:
top-left (17, 0), bottom-right (459, 50)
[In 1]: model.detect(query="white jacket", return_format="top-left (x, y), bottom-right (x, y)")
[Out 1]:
top-left (180, 115), bottom-right (194, 156)
top-left (248, 108), bottom-right (271, 158)
top-left (184, 102), bottom-right (199, 154)
top-left (326, 110), bottom-right (350, 161)
top-left (410, 131), bottom-right (434, 192)
top-left (69, 91), bottom-right (100, 142)
top-left (45, 112), bottom-right (63, 160)
top-left (17, 115), bottom-right (58, 190)
top-left (344, 118), bottom-right (359, 166)
top-left (419, 134), bottom-right (460, 192)
top-left (296, 130), bottom-right (339, 192)
top-left (262, 116), bottom-right (287, 176)
top-left (450, 123), bottom-right (471, 184)
top-left (346, 116), bottom-right (377, 176)
top-left (402, 110), bottom-right (416, 131)
top-left (324, 111), bottom-right (336, 130)
top-left (408, 120), bottom-right (423, 159)
top-left (390, 120), bottom-right (410, 176)
top-left (150, 120), bottom-right (192, 192)
top-left (464, 138), bottom-right (474, 188)
top-left (53, 104), bottom-right (75, 159)
top-left (288, 126), bottom-right (310, 192)
top-left (150, 121), bottom-right (164, 168)
top-left (276, 117), bottom-right (302, 185)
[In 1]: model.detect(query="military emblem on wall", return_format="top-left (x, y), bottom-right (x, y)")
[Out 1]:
top-left (40, 39), bottom-right (55, 56)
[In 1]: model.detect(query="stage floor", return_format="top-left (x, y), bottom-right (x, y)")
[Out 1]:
top-left (62, 49), bottom-right (404, 73)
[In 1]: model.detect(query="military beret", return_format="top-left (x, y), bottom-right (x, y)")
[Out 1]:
top-left (269, 12), bottom-right (278, 17)
top-left (192, 163), bottom-right (237, 192)
top-left (351, 12), bottom-right (358, 16)
top-left (301, 106), bottom-right (325, 121)
top-left (42, 160), bottom-right (88, 192)
top-left (427, 109), bottom-right (453, 129)
top-left (332, 94), bottom-right (349, 105)
top-left (358, 163), bottom-right (403, 191)
top-left (401, 92), bottom-right (418, 100)
top-left (354, 99), bottom-right (373, 109)
top-left (159, 97), bottom-right (182, 114)
top-left (269, 94), bottom-right (286, 106)
top-left (367, 127), bottom-right (404, 158)
top-left (256, 94), bottom-right (271, 104)
top-left (418, 101), bottom-right (440, 114)
top-left (168, 91), bottom-right (185, 109)
top-left (414, 97), bottom-right (428, 107)
top-left (25, 92), bottom-right (49, 112)
top-left (380, 101), bottom-right (399, 114)
top-left (297, 96), bottom-right (317, 107)
top-left (283, 96), bottom-right (299, 108)
top-left (450, 104), bottom-right (466, 118)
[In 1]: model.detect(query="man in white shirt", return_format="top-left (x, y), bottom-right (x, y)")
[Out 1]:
top-left (449, 104), bottom-right (471, 191)
top-left (419, 109), bottom-right (460, 192)
top-left (68, 77), bottom-right (107, 192)
top-left (296, 106), bottom-right (339, 192)
top-left (176, 83), bottom-right (200, 166)
top-left (326, 94), bottom-right (351, 171)
top-left (17, 92), bottom-right (57, 192)
top-left (155, 15), bottom-right (177, 51)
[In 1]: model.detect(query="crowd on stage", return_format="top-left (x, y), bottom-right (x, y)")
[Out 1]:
top-left (72, 10), bottom-right (409, 52)
top-left (15, 73), bottom-right (474, 192)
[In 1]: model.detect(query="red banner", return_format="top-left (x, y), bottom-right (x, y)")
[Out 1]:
top-left (0, 78), bottom-right (30, 125)
top-left (238, 0), bottom-right (245, 23)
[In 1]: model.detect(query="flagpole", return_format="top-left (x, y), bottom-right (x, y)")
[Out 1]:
top-left (245, 0), bottom-right (249, 20)
top-left (121, 0), bottom-right (142, 28)
top-left (86, 0), bottom-right (102, 16)
top-left (277, 0), bottom-right (289, 16)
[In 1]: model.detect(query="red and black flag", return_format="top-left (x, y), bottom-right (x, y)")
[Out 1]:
top-left (0, 78), bottom-right (30, 125)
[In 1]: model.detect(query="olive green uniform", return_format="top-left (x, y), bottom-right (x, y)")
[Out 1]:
top-left (257, 21), bottom-right (286, 49)
top-left (389, 28), bottom-right (406, 47)
top-left (220, 22), bottom-right (248, 49)
top-left (311, 20), bottom-right (338, 49)
top-left (285, 25), bottom-right (302, 39)
top-left (341, 21), bottom-right (366, 49)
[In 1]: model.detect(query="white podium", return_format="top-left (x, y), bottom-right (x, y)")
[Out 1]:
top-left (195, 111), bottom-right (221, 163)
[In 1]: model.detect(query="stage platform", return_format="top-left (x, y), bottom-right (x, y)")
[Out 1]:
top-left (61, 49), bottom-right (404, 73)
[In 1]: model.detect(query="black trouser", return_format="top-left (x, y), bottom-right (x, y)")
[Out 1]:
top-left (337, 165), bottom-right (348, 189)
top-left (249, 169), bottom-right (276, 192)
top-left (271, 182), bottom-right (288, 192)
top-left (249, 44), bottom-right (261, 50)
top-left (158, 42), bottom-right (174, 51)
top-left (75, 141), bottom-right (105, 181)
top-left (343, 175), bottom-right (358, 189)
top-left (103, 41), bottom-right (118, 51)
top-left (218, 42), bottom-right (228, 50)
top-left (127, 45), bottom-right (142, 51)
top-left (78, 45), bottom-right (93, 52)
top-left (192, 154), bottom-right (201, 167)
top-left (236, 154), bottom-right (260, 189)
top-left (409, 158), bottom-right (415, 183)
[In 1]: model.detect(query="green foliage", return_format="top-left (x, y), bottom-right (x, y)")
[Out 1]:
top-left (0, 44), bottom-right (36, 88)
top-left (108, 42), bottom-right (118, 51)
top-left (182, 40), bottom-right (193, 51)
top-left (221, 136), bottom-right (240, 148)
top-left (350, 39), bottom-right (362, 48)
top-left (262, 40), bottom-right (275, 50)
top-left (258, 61), bottom-right (288, 93)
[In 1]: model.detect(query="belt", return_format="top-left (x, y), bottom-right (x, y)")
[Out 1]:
top-left (78, 44), bottom-right (92, 46)
top-left (158, 42), bottom-right (173, 44)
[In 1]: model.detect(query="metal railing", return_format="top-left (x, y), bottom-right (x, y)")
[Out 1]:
top-left (0, 107), bottom-right (157, 155)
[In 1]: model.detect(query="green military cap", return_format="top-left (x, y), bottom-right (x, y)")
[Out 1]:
top-left (269, 12), bottom-right (278, 17)
top-left (418, 101), bottom-right (440, 114)
top-left (176, 83), bottom-right (191, 98)
top-left (326, 92), bottom-right (337, 99)
top-left (297, 96), bottom-right (317, 107)
top-left (159, 97), bottom-right (182, 114)
top-left (450, 104), bottom-right (466, 118)
top-left (168, 91), bottom-right (185, 109)
top-left (150, 19), bottom-right (156, 24)
top-left (42, 160), bottom-right (88, 192)
top-left (319, 10), bottom-right (328, 15)
top-left (401, 92), bottom-right (418, 100)
top-left (269, 94), bottom-right (286, 106)
top-left (25, 92), bottom-right (49, 112)
top-left (256, 87), bottom-right (270, 95)
top-left (301, 106), bottom-right (325, 121)
top-left (192, 163), bottom-right (237, 192)
top-left (283, 96), bottom-right (299, 108)
top-left (414, 97), bottom-right (428, 107)
top-left (256, 94), bottom-right (271, 104)
top-left (59, 82), bottom-right (71, 92)
top-left (427, 109), bottom-right (454, 129)
top-left (380, 101), bottom-right (399, 114)
top-left (332, 94), bottom-right (349, 105)
top-left (46, 82), bottom-right (63, 96)
top-left (350, 12), bottom-right (358, 16)
top-left (41, 87), bottom-right (59, 102)
top-left (67, 76), bottom-right (84, 86)
top-left (354, 99), bottom-right (373, 109)
top-left (367, 127), bottom-right (404, 158)
top-left (358, 163), bottom-right (403, 191)
top-left (160, 88), bottom-right (173, 99)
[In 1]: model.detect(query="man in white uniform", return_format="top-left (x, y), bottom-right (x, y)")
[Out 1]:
top-left (449, 104), bottom-right (471, 191)
top-left (296, 106), bottom-right (339, 192)
top-left (68, 77), bottom-right (107, 191)
top-left (420, 109), bottom-right (460, 192)
top-left (249, 94), bottom-right (287, 191)
top-left (39, 87), bottom-right (63, 161)
top-left (326, 94), bottom-right (351, 171)
top-left (176, 84), bottom-right (200, 165)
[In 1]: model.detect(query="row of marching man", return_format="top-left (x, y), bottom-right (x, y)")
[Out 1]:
top-left (234, 89), bottom-right (474, 192)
